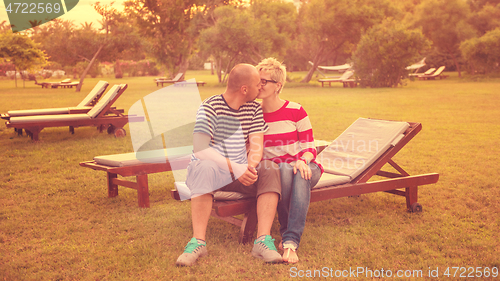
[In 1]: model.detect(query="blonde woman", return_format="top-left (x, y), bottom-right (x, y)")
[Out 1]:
top-left (256, 58), bottom-right (323, 263)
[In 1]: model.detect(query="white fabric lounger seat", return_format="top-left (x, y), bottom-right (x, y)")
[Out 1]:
top-left (93, 146), bottom-right (194, 167)
top-left (7, 107), bottom-right (91, 117)
top-left (9, 114), bottom-right (92, 123)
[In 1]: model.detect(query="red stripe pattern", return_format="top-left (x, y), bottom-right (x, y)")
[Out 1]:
top-left (263, 101), bottom-right (323, 173)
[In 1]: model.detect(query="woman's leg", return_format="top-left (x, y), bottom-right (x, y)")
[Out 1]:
top-left (277, 163), bottom-right (294, 239)
top-left (277, 163), bottom-right (321, 248)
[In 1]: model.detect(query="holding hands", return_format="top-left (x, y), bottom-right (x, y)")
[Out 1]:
top-left (231, 162), bottom-right (258, 186)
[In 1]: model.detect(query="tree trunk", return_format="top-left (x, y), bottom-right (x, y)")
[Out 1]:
top-left (76, 45), bottom-right (104, 92)
top-left (301, 46), bottom-right (324, 83)
top-left (178, 56), bottom-right (189, 81)
top-left (449, 51), bottom-right (461, 78)
top-left (216, 57), bottom-right (222, 83)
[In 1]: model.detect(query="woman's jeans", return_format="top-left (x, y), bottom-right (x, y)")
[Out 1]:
top-left (277, 162), bottom-right (321, 249)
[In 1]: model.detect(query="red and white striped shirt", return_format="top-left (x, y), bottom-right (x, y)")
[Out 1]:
top-left (263, 100), bottom-right (323, 172)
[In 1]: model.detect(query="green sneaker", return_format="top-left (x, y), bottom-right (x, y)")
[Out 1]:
top-left (176, 238), bottom-right (208, 266)
top-left (251, 235), bottom-right (282, 263)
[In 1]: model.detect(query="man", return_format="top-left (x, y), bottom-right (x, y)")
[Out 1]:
top-left (176, 64), bottom-right (282, 266)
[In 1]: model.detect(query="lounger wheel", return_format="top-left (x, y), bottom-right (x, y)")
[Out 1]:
top-left (113, 128), bottom-right (126, 138)
top-left (410, 202), bottom-right (423, 213)
top-left (107, 125), bottom-right (116, 134)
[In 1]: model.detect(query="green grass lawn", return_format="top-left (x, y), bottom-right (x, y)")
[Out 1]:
top-left (1, 72), bottom-right (499, 280)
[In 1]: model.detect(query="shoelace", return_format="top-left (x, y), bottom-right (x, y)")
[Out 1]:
top-left (184, 241), bottom-right (204, 253)
top-left (259, 237), bottom-right (277, 251)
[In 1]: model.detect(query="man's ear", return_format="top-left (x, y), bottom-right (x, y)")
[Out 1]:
top-left (241, 85), bottom-right (248, 96)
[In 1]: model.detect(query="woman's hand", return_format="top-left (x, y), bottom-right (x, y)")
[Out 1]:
top-left (293, 160), bottom-right (312, 180)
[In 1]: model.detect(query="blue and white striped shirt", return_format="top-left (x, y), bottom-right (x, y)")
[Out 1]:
top-left (191, 94), bottom-right (268, 164)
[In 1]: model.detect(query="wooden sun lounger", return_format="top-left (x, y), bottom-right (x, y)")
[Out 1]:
top-left (1, 81), bottom-right (109, 121)
top-left (5, 84), bottom-right (142, 141)
top-left (79, 119), bottom-right (438, 245)
top-left (318, 70), bottom-right (356, 87)
top-left (37, 78), bottom-right (81, 89)
top-left (418, 66), bottom-right (448, 80)
top-left (171, 120), bottom-right (439, 244)
top-left (409, 67), bottom-right (435, 78)
top-left (155, 73), bottom-right (184, 87)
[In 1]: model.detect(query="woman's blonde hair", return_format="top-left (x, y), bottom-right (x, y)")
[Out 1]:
top-left (256, 57), bottom-right (286, 93)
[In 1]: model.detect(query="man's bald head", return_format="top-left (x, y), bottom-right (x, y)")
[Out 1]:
top-left (227, 64), bottom-right (260, 92)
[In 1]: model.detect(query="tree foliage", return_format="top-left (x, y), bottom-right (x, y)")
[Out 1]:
top-left (198, 6), bottom-right (256, 83)
top-left (198, 2), bottom-right (297, 83)
top-left (8, 0), bottom-right (500, 84)
top-left (124, 0), bottom-right (201, 76)
top-left (352, 20), bottom-right (430, 87)
top-left (0, 31), bottom-right (47, 87)
top-left (467, 3), bottom-right (500, 35)
top-left (297, 0), bottom-right (400, 82)
top-left (413, 0), bottom-right (476, 77)
top-left (460, 27), bottom-right (500, 74)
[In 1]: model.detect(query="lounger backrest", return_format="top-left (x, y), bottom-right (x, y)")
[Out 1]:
top-left (423, 68), bottom-right (436, 75)
top-left (77, 81), bottom-right (109, 107)
top-left (316, 118), bottom-right (410, 179)
top-left (432, 66), bottom-right (445, 76)
top-left (172, 73), bottom-right (184, 81)
top-left (87, 84), bottom-right (123, 118)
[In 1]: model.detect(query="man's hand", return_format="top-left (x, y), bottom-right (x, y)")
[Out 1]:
top-left (232, 163), bottom-right (258, 186)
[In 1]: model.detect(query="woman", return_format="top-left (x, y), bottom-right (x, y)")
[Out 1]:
top-left (256, 58), bottom-right (323, 263)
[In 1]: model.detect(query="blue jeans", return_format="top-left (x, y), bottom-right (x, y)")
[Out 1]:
top-left (277, 162), bottom-right (321, 249)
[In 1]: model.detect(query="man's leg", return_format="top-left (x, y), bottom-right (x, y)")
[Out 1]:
top-left (191, 193), bottom-right (213, 241)
top-left (177, 160), bottom-right (229, 266)
top-left (256, 192), bottom-right (279, 237)
top-left (251, 160), bottom-right (282, 263)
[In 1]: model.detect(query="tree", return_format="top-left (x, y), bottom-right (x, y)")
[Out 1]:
top-left (124, 0), bottom-right (201, 76)
top-left (30, 20), bottom-right (79, 67)
top-left (460, 27), bottom-right (500, 74)
top-left (198, 6), bottom-right (255, 83)
top-left (467, 3), bottom-right (500, 35)
top-left (198, 2), bottom-right (297, 83)
top-left (352, 20), bottom-right (430, 87)
top-left (414, 0), bottom-right (476, 77)
top-left (297, 0), bottom-right (400, 83)
top-left (72, 2), bottom-right (143, 91)
top-left (0, 31), bottom-right (47, 87)
top-left (249, 1), bottom-right (298, 63)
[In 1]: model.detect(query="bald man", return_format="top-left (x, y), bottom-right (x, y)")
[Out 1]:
top-left (176, 64), bottom-right (283, 266)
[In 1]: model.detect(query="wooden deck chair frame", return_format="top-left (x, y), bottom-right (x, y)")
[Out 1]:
top-left (170, 121), bottom-right (439, 244)
top-left (318, 70), bottom-right (355, 87)
top-left (37, 78), bottom-right (81, 89)
top-left (418, 66), bottom-right (448, 80)
top-left (1, 81), bottom-right (110, 121)
top-left (5, 84), bottom-right (140, 141)
top-left (155, 73), bottom-right (185, 87)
